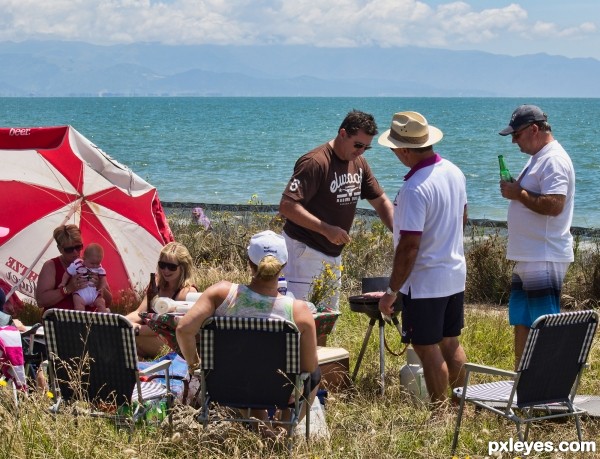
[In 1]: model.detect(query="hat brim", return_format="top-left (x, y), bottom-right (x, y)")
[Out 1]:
top-left (378, 126), bottom-right (443, 149)
top-left (498, 126), bottom-right (514, 136)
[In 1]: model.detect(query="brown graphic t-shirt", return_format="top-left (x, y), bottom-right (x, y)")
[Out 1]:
top-left (282, 143), bottom-right (384, 256)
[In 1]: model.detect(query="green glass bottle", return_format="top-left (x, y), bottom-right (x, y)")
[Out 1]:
top-left (498, 155), bottom-right (513, 182)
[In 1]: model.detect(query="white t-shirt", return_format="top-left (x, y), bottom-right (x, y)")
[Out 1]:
top-left (507, 140), bottom-right (575, 262)
top-left (393, 155), bottom-right (467, 298)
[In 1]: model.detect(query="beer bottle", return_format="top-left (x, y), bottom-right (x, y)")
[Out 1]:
top-left (146, 272), bottom-right (158, 312)
top-left (498, 155), bottom-right (513, 182)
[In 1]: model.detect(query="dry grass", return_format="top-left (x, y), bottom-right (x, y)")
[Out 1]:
top-left (4, 209), bottom-right (599, 458)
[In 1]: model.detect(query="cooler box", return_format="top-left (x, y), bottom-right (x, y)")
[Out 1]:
top-left (317, 346), bottom-right (351, 391)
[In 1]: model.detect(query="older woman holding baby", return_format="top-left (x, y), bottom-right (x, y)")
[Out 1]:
top-left (126, 241), bottom-right (198, 358)
top-left (36, 224), bottom-right (113, 312)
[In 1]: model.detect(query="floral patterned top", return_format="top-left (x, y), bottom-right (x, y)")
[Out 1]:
top-left (214, 283), bottom-right (295, 323)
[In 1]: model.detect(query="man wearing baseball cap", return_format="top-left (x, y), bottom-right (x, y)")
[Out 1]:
top-left (499, 105), bottom-right (575, 368)
top-left (176, 230), bottom-right (320, 435)
top-left (378, 111), bottom-right (468, 405)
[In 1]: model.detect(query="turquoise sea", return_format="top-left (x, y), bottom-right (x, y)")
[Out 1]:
top-left (1, 97), bottom-right (598, 228)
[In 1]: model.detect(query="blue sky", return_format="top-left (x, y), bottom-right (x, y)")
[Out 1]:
top-left (1, 0), bottom-right (598, 60)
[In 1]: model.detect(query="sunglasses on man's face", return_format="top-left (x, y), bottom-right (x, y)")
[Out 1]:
top-left (62, 244), bottom-right (83, 254)
top-left (511, 123), bottom-right (533, 139)
top-left (353, 142), bottom-right (372, 151)
top-left (158, 261), bottom-right (179, 271)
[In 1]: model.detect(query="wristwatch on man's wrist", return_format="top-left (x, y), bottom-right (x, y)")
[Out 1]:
top-left (385, 286), bottom-right (397, 297)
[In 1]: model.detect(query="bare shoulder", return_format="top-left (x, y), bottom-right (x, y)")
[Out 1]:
top-left (40, 258), bottom-right (55, 271)
top-left (38, 258), bottom-right (57, 281)
top-left (202, 280), bottom-right (233, 300)
top-left (292, 299), bottom-right (315, 327)
top-left (292, 298), bottom-right (311, 312)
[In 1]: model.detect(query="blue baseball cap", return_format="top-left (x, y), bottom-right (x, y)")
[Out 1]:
top-left (499, 105), bottom-right (548, 136)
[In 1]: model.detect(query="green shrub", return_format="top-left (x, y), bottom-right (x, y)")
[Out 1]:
top-left (464, 226), bottom-right (513, 305)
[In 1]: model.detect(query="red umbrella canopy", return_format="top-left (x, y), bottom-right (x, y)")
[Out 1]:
top-left (0, 126), bottom-right (174, 302)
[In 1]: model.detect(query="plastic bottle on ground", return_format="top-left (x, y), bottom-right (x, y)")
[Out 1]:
top-left (399, 346), bottom-right (429, 401)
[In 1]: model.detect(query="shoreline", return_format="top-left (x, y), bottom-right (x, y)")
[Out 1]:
top-left (162, 201), bottom-right (600, 237)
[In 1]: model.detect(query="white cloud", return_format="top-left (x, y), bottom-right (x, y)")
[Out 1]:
top-left (0, 0), bottom-right (597, 58)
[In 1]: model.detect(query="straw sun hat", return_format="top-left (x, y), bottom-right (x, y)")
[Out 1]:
top-left (378, 111), bottom-right (443, 149)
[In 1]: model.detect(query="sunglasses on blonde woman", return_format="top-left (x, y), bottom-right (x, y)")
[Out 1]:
top-left (158, 261), bottom-right (179, 271)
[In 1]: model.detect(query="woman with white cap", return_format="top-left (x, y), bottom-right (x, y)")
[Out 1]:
top-left (176, 230), bottom-right (319, 435)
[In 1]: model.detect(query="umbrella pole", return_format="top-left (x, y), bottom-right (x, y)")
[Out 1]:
top-left (6, 208), bottom-right (78, 302)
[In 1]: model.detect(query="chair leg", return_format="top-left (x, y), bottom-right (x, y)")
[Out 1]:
top-left (451, 393), bottom-right (466, 455)
top-left (378, 319), bottom-right (386, 396)
top-left (305, 399), bottom-right (310, 443)
top-left (515, 419), bottom-right (524, 442)
top-left (521, 407), bottom-right (533, 441)
top-left (167, 393), bottom-right (174, 432)
top-left (574, 413), bottom-right (583, 442)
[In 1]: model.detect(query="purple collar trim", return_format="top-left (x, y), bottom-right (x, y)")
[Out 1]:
top-left (404, 153), bottom-right (442, 181)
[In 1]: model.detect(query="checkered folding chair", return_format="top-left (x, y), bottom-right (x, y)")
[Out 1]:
top-left (196, 316), bottom-right (311, 447)
top-left (452, 310), bottom-right (599, 455)
top-left (43, 309), bottom-right (173, 430)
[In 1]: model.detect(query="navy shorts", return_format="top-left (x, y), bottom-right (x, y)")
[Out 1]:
top-left (400, 291), bottom-right (465, 345)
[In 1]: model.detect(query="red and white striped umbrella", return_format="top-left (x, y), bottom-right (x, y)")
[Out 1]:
top-left (0, 125), bottom-right (173, 303)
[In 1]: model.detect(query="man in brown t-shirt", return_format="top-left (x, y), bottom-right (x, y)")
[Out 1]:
top-left (279, 110), bottom-right (393, 345)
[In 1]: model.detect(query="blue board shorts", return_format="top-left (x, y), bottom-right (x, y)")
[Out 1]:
top-left (508, 261), bottom-right (570, 327)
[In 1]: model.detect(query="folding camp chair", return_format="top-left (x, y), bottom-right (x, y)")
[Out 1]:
top-left (195, 316), bottom-right (312, 448)
top-left (0, 324), bottom-right (27, 407)
top-left (20, 323), bottom-right (46, 387)
top-left (451, 310), bottom-right (598, 455)
top-left (43, 309), bottom-right (173, 430)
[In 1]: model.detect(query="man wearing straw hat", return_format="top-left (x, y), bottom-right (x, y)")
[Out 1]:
top-left (378, 111), bottom-right (468, 405)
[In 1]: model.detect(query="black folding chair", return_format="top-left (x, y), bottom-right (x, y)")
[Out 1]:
top-left (452, 310), bottom-right (598, 454)
top-left (43, 309), bottom-right (173, 430)
top-left (195, 316), bottom-right (311, 449)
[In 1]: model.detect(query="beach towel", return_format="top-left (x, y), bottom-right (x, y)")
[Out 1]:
top-left (0, 325), bottom-right (27, 390)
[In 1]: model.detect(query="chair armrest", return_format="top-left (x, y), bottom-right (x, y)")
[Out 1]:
top-left (21, 323), bottom-right (43, 338)
top-left (139, 359), bottom-right (172, 376)
top-left (465, 362), bottom-right (516, 378)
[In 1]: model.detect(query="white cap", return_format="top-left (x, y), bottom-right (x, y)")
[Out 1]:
top-left (247, 230), bottom-right (288, 265)
top-left (0, 227), bottom-right (9, 237)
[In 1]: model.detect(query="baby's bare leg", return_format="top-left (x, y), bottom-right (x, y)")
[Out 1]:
top-left (73, 294), bottom-right (86, 311)
top-left (95, 296), bottom-right (109, 313)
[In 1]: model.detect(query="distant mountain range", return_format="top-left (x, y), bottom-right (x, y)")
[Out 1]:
top-left (1, 40), bottom-right (599, 97)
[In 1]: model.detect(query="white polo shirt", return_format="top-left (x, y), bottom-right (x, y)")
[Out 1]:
top-left (393, 154), bottom-right (467, 298)
top-left (507, 140), bottom-right (575, 262)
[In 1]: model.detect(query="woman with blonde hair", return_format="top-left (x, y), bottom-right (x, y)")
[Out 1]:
top-left (176, 230), bottom-right (319, 435)
top-left (126, 241), bottom-right (198, 358)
